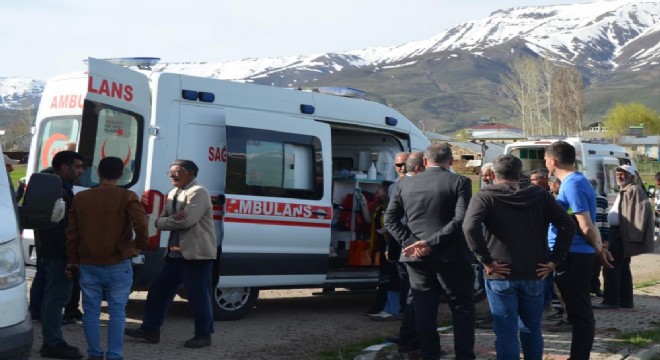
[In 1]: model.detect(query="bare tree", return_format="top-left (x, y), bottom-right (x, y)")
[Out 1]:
top-left (500, 56), bottom-right (584, 137)
top-left (551, 66), bottom-right (584, 136)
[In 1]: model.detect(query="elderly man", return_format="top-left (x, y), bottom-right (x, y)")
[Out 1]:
top-left (481, 162), bottom-right (494, 187)
top-left (126, 159), bottom-right (217, 348)
top-left (594, 164), bottom-right (654, 309)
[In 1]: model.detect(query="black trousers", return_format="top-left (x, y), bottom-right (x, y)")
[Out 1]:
top-left (406, 262), bottom-right (475, 360)
top-left (555, 252), bottom-right (596, 360)
top-left (602, 227), bottom-right (634, 307)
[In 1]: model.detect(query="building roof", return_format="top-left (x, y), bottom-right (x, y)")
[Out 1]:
top-left (469, 130), bottom-right (527, 140)
top-left (468, 123), bottom-right (522, 132)
top-left (424, 131), bottom-right (453, 142)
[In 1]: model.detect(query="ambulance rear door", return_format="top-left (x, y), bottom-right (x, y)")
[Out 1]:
top-left (79, 58), bottom-right (151, 193)
top-left (221, 109), bottom-right (332, 287)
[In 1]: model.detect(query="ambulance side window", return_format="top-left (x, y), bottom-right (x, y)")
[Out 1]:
top-left (226, 126), bottom-right (323, 200)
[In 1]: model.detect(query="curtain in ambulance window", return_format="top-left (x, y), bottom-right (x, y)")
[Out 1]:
top-left (226, 126), bottom-right (322, 200)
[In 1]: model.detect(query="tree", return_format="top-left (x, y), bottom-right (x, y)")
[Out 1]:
top-left (499, 55), bottom-right (585, 137)
top-left (551, 66), bottom-right (584, 136)
top-left (603, 102), bottom-right (660, 136)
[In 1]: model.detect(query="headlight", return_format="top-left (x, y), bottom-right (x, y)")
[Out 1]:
top-left (0, 238), bottom-right (25, 289)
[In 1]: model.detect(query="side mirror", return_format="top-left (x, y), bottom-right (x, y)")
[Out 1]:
top-left (648, 185), bottom-right (656, 198)
top-left (19, 173), bottom-right (63, 230)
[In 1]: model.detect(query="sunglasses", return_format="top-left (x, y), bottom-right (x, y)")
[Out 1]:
top-left (395, 163), bottom-right (406, 167)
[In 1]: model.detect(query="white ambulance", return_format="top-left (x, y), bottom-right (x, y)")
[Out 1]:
top-left (503, 137), bottom-right (636, 203)
top-left (23, 58), bottom-right (430, 320)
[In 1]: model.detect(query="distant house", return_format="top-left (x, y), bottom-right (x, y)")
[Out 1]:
top-left (447, 140), bottom-right (507, 173)
top-left (617, 135), bottom-right (660, 160)
top-left (582, 121), bottom-right (610, 140)
top-left (463, 120), bottom-right (526, 143)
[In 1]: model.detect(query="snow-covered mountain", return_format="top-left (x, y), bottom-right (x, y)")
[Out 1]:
top-left (148, 0), bottom-right (660, 83)
top-left (0, 77), bottom-right (44, 109)
top-left (2, 0), bottom-right (659, 126)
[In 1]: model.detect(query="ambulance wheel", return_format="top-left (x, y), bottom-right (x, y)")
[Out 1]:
top-left (212, 287), bottom-right (259, 321)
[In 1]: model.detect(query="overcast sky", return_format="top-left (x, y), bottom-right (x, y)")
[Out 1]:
top-left (1, 0), bottom-right (592, 79)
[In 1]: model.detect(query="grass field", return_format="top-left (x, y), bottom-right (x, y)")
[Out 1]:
top-left (9, 164), bottom-right (26, 188)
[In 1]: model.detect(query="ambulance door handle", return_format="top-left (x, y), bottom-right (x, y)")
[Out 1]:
top-left (311, 209), bottom-right (329, 218)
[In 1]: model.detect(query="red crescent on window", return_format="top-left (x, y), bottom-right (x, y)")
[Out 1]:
top-left (101, 140), bottom-right (132, 166)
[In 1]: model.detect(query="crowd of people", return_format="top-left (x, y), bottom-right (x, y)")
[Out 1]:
top-left (18, 150), bottom-right (216, 360)
top-left (376, 141), bottom-right (655, 360)
top-left (6, 138), bottom-right (657, 360)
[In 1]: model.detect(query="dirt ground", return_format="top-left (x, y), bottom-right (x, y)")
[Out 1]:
top-left (28, 252), bottom-right (660, 360)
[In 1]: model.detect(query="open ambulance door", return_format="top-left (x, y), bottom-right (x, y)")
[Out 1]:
top-left (80, 58), bottom-right (151, 187)
top-left (221, 109), bottom-right (333, 289)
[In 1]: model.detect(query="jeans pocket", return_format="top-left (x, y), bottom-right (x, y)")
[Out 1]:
top-left (486, 279), bottom-right (514, 295)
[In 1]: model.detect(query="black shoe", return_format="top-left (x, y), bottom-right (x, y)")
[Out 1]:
top-left (184, 335), bottom-right (212, 348)
top-left (64, 309), bottom-right (84, 320)
top-left (592, 302), bottom-right (619, 309)
top-left (620, 303), bottom-right (634, 309)
top-left (40, 343), bottom-right (83, 359)
top-left (87, 356), bottom-right (104, 360)
top-left (62, 317), bottom-right (76, 325)
top-left (124, 327), bottom-right (160, 344)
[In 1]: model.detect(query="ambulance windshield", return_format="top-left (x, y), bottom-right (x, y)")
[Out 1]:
top-left (36, 101), bottom-right (143, 188)
top-left (35, 116), bottom-right (81, 172)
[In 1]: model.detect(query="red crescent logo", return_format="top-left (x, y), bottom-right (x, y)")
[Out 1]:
top-left (101, 139), bottom-right (132, 166)
top-left (41, 133), bottom-right (69, 169)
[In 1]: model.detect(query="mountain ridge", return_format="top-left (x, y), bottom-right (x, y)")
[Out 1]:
top-left (2, 0), bottom-right (660, 133)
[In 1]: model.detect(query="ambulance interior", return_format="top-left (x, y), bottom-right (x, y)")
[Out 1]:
top-left (328, 127), bottom-right (406, 270)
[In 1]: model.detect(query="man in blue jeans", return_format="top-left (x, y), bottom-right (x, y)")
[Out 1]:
top-left (66, 157), bottom-right (148, 360)
top-left (463, 154), bottom-right (575, 360)
top-left (125, 159), bottom-right (217, 348)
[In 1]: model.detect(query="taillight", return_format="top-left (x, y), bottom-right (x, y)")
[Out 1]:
top-left (141, 189), bottom-right (165, 251)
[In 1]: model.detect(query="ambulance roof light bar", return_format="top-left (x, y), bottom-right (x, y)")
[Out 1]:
top-left (83, 57), bottom-right (161, 70)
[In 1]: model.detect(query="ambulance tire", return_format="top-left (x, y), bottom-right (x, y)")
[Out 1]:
top-left (212, 287), bottom-right (260, 321)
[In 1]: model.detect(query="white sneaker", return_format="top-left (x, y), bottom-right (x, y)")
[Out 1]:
top-left (368, 311), bottom-right (395, 319)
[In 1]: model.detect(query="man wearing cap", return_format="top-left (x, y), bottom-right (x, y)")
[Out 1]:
top-left (4, 153), bottom-right (19, 172)
top-left (594, 164), bottom-right (654, 309)
top-left (125, 159), bottom-right (217, 349)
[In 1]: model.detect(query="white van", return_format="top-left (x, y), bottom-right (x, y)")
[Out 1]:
top-left (23, 58), bottom-right (430, 320)
top-left (1, 149), bottom-right (62, 359)
top-left (503, 137), bottom-right (635, 202)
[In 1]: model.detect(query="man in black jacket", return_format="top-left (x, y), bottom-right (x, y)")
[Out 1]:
top-left (37, 150), bottom-right (84, 359)
top-left (463, 154), bottom-right (576, 360)
top-left (385, 143), bottom-right (475, 360)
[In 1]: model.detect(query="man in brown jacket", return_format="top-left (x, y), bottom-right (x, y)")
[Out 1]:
top-left (594, 164), bottom-right (654, 309)
top-left (66, 156), bottom-right (148, 360)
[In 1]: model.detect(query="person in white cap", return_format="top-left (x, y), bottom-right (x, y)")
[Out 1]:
top-left (594, 164), bottom-right (654, 309)
top-left (4, 154), bottom-right (19, 173)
